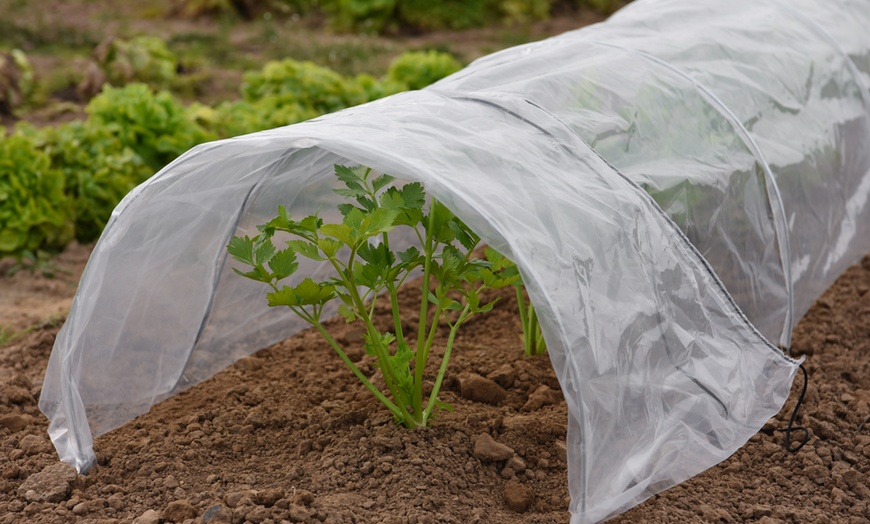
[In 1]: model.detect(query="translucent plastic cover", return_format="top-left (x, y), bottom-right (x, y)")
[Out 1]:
top-left (40, 0), bottom-right (870, 522)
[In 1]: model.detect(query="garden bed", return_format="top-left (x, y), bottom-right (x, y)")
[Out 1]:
top-left (0, 245), bottom-right (868, 522)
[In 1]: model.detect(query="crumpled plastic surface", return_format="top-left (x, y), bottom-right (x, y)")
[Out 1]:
top-left (39, 0), bottom-right (870, 522)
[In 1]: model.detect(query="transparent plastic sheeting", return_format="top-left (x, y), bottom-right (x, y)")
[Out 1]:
top-left (39, 0), bottom-right (870, 521)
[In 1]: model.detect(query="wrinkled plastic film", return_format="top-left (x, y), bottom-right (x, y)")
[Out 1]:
top-left (40, 0), bottom-right (870, 522)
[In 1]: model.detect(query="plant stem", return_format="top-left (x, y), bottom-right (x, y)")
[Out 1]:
top-left (382, 232), bottom-right (406, 349)
top-left (388, 283), bottom-right (405, 349)
top-left (515, 286), bottom-right (530, 356)
top-left (313, 322), bottom-right (403, 420)
top-left (413, 207), bottom-right (437, 417)
top-left (423, 303), bottom-right (471, 425)
top-left (329, 255), bottom-right (416, 427)
top-left (527, 302), bottom-right (539, 355)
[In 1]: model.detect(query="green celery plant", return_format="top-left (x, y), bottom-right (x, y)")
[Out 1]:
top-left (484, 247), bottom-right (546, 356)
top-left (228, 164), bottom-right (514, 428)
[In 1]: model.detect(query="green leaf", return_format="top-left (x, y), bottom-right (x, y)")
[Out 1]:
top-left (266, 285), bottom-right (299, 307)
top-left (484, 246), bottom-right (515, 271)
top-left (320, 223), bottom-right (353, 246)
top-left (372, 173), bottom-right (395, 192)
top-left (337, 203), bottom-right (357, 217)
top-left (477, 298), bottom-right (500, 313)
top-left (268, 248), bottom-right (299, 279)
top-left (380, 183), bottom-right (426, 227)
top-left (337, 303), bottom-right (357, 323)
top-left (266, 278), bottom-right (336, 308)
top-left (286, 239), bottom-right (323, 261)
top-left (379, 188), bottom-right (405, 210)
top-left (334, 164), bottom-right (366, 194)
top-left (297, 215), bottom-right (322, 235)
top-left (317, 238), bottom-right (343, 258)
top-left (358, 241), bottom-right (394, 268)
top-left (448, 218), bottom-right (479, 251)
top-left (227, 235), bottom-right (255, 266)
top-left (444, 298), bottom-right (463, 311)
top-left (258, 206), bottom-right (292, 235)
top-left (254, 236), bottom-right (276, 265)
top-left (363, 207), bottom-right (400, 237)
top-left (400, 183), bottom-right (426, 210)
top-left (352, 261), bottom-right (384, 289)
top-left (232, 266), bottom-right (271, 283)
top-left (426, 200), bottom-right (456, 244)
top-left (294, 278), bottom-right (336, 305)
top-left (334, 164), bottom-right (364, 186)
top-left (397, 246), bottom-right (422, 265)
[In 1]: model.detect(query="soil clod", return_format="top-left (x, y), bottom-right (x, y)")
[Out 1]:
top-left (504, 480), bottom-right (534, 512)
top-left (16, 462), bottom-right (76, 503)
top-left (458, 373), bottom-right (507, 405)
top-left (473, 433), bottom-right (515, 462)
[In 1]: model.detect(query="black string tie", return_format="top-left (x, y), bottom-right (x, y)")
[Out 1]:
top-left (781, 364), bottom-right (810, 453)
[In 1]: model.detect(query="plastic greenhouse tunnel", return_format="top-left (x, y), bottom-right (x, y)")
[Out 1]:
top-left (39, 0), bottom-right (870, 522)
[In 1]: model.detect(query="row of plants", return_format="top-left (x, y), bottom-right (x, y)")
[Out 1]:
top-left (0, 49), bottom-right (461, 261)
top-left (229, 163), bottom-right (546, 429)
top-left (174, 0), bottom-right (624, 31)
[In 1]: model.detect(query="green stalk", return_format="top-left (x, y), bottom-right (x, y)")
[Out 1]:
top-left (423, 303), bottom-right (472, 425)
top-left (515, 286), bottom-right (531, 356)
top-left (329, 255), bottom-right (416, 427)
top-left (313, 322), bottom-right (403, 420)
top-left (527, 302), bottom-right (539, 355)
top-left (387, 283), bottom-right (405, 349)
top-left (412, 208), bottom-right (437, 418)
top-left (421, 301), bottom-right (444, 368)
top-left (384, 226), bottom-right (406, 349)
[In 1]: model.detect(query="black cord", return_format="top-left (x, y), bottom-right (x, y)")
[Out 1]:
top-left (781, 364), bottom-right (810, 452)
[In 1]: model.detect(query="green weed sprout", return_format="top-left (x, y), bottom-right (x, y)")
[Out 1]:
top-left (484, 247), bottom-right (547, 356)
top-left (228, 164), bottom-right (515, 428)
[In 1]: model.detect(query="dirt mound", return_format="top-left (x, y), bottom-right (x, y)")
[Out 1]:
top-left (0, 250), bottom-right (868, 523)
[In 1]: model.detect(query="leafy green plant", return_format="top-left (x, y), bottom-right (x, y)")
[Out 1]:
top-left (241, 59), bottom-right (370, 114)
top-left (229, 164), bottom-right (515, 427)
top-left (93, 36), bottom-right (179, 89)
top-left (328, 0), bottom-right (399, 32)
top-left (0, 132), bottom-right (74, 259)
top-left (484, 248), bottom-right (546, 356)
top-left (0, 48), bottom-right (33, 115)
top-left (386, 50), bottom-right (462, 90)
top-left (28, 121), bottom-right (152, 243)
top-left (86, 83), bottom-right (214, 171)
top-left (398, 0), bottom-right (497, 30)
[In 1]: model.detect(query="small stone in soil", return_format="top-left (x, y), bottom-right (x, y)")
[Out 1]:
top-left (521, 384), bottom-right (563, 412)
top-left (163, 499), bottom-right (197, 521)
top-left (0, 413), bottom-right (33, 432)
top-left (132, 509), bottom-right (161, 524)
top-left (473, 433), bottom-right (515, 462)
top-left (16, 462), bottom-right (77, 503)
top-left (458, 373), bottom-right (507, 405)
top-left (504, 480), bottom-right (534, 512)
top-left (487, 363), bottom-right (516, 389)
top-left (202, 504), bottom-right (232, 522)
top-left (19, 434), bottom-right (51, 455)
top-left (506, 455), bottom-right (526, 473)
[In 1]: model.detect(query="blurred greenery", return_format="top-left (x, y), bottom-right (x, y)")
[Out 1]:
top-left (0, 0), bottom-right (626, 260)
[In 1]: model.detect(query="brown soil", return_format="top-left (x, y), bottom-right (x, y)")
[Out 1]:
top-left (0, 246), bottom-right (868, 523)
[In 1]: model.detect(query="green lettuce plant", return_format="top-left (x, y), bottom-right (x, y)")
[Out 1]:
top-left (0, 133), bottom-right (73, 258)
top-left (229, 164), bottom-right (515, 427)
top-left (86, 83), bottom-right (214, 171)
top-left (386, 50), bottom-right (462, 91)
